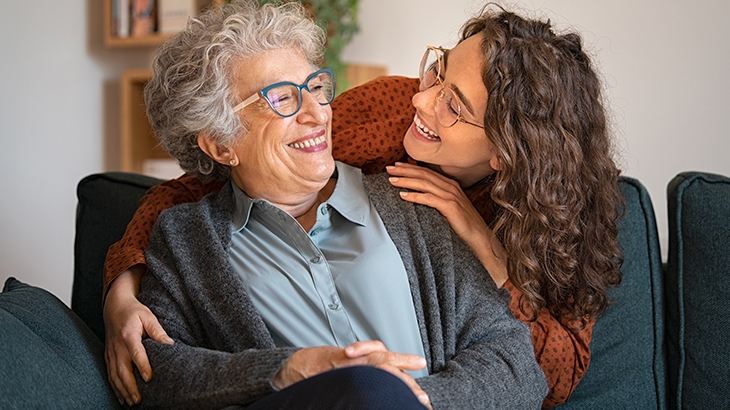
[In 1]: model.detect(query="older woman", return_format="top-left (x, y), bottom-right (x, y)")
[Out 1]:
top-left (120, 1), bottom-right (546, 409)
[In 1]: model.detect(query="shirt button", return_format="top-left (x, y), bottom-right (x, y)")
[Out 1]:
top-left (328, 303), bottom-right (339, 310)
top-left (320, 207), bottom-right (327, 215)
top-left (310, 256), bottom-right (321, 264)
top-left (310, 229), bottom-right (320, 236)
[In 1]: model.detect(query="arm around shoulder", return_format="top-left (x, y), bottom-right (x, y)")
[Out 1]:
top-left (102, 173), bottom-right (225, 296)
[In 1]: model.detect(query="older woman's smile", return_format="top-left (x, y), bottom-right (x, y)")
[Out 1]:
top-left (288, 131), bottom-right (327, 151)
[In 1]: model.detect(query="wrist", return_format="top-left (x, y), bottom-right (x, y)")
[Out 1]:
top-left (107, 265), bottom-right (145, 301)
top-left (473, 230), bottom-right (509, 287)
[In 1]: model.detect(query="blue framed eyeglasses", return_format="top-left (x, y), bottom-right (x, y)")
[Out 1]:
top-left (232, 68), bottom-right (335, 118)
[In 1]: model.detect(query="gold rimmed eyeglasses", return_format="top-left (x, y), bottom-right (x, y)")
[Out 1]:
top-left (419, 46), bottom-right (484, 129)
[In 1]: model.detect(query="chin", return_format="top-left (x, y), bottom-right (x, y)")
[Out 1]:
top-left (403, 133), bottom-right (430, 163)
top-left (315, 159), bottom-right (336, 179)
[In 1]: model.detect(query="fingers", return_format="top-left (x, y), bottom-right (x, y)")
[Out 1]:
top-left (386, 164), bottom-right (465, 209)
top-left (141, 311), bottom-right (174, 345)
top-left (386, 162), bottom-right (461, 192)
top-left (345, 341), bottom-right (426, 371)
top-left (103, 282), bottom-right (166, 407)
top-left (129, 339), bottom-right (152, 383)
top-left (343, 340), bottom-right (387, 357)
top-left (117, 350), bottom-right (142, 406)
top-left (345, 346), bottom-right (427, 373)
top-left (377, 364), bottom-right (431, 408)
top-left (106, 338), bottom-right (141, 406)
top-left (277, 344), bottom-right (432, 408)
top-left (104, 342), bottom-right (125, 405)
top-left (343, 341), bottom-right (431, 408)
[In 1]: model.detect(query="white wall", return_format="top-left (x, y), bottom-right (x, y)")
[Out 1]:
top-left (0, 1), bottom-right (153, 304)
top-left (1, 0), bottom-right (728, 304)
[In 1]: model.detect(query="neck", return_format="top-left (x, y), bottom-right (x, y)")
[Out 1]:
top-left (427, 163), bottom-right (493, 188)
top-left (293, 178), bottom-right (337, 232)
top-left (233, 175), bottom-right (336, 232)
top-left (232, 174), bottom-right (332, 217)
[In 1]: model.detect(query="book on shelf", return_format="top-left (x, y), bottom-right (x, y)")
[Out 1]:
top-left (114, 0), bottom-right (131, 38)
top-left (158, 0), bottom-right (196, 34)
top-left (131, 0), bottom-right (157, 37)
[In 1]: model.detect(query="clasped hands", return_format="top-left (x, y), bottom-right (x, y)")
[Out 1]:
top-left (274, 341), bottom-right (432, 409)
top-left (104, 269), bottom-right (431, 408)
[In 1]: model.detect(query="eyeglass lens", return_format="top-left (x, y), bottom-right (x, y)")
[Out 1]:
top-left (419, 48), bottom-right (458, 127)
top-left (436, 88), bottom-right (462, 127)
top-left (420, 48), bottom-right (443, 91)
top-left (265, 70), bottom-right (334, 117)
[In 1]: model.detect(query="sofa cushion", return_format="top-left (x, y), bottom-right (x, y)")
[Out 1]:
top-left (73, 172), bottom-right (163, 342)
top-left (556, 176), bottom-right (665, 409)
top-left (666, 171), bottom-right (730, 410)
top-left (0, 277), bottom-right (121, 409)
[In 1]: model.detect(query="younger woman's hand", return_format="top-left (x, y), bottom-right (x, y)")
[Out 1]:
top-left (386, 162), bottom-right (508, 286)
top-left (103, 267), bottom-right (173, 406)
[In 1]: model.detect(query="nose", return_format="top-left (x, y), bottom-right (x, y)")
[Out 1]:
top-left (412, 85), bottom-right (438, 117)
top-left (297, 90), bottom-right (330, 124)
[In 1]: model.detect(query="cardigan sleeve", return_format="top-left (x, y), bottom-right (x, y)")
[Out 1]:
top-left (135, 197), bottom-right (299, 409)
top-left (504, 280), bottom-right (593, 408)
top-left (362, 173), bottom-right (547, 409)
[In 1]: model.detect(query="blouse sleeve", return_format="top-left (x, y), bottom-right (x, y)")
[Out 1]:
top-left (331, 76), bottom-right (419, 174)
top-left (102, 174), bottom-right (225, 295)
top-left (503, 279), bottom-right (594, 409)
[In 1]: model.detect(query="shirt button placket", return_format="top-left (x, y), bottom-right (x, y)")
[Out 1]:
top-left (308, 250), bottom-right (355, 345)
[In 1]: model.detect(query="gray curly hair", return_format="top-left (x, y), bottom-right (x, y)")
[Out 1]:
top-left (144, 0), bottom-right (326, 181)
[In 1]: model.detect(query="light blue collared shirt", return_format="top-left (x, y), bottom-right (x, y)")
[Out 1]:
top-left (228, 162), bottom-right (427, 377)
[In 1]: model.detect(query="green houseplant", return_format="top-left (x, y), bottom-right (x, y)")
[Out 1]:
top-left (224, 0), bottom-right (361, 92)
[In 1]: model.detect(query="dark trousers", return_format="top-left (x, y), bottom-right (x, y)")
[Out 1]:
top-left (244, 366), bottom-right (427, 410)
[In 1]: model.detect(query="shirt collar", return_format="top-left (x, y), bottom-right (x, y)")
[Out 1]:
top-left (231, 161), bottom-right (370, 232)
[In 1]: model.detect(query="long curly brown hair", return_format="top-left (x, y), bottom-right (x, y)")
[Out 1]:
top-left (462, 6), bottom-right (623, 330)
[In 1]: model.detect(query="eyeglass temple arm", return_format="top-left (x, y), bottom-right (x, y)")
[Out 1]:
top-left (232, 93), bottom-right (261, 113)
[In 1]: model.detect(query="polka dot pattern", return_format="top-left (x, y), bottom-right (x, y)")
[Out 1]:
top-left (504, 280), bottom-right (593, 408)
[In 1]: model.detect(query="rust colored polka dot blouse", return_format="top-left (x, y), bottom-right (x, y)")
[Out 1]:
top-left (103, 75), bottom-right (592, 408)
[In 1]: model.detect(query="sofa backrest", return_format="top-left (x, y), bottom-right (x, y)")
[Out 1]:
top-left (72, 172), bottom-right (163, 342)
top-left (665, 171), bottom-right (730, 410)
top-left (556, 176), bottom-right (666, 409)
top-left (72, 173), bottom-right (669, 409)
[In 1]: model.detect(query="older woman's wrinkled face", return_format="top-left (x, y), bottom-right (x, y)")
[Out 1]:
top-left (228, 48), bottom-right (334, 201)
top-left (404, 33), bottom-right (500, 187)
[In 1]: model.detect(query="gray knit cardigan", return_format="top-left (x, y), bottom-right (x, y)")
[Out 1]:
top-left (137, 173), bottom-right (547, 409)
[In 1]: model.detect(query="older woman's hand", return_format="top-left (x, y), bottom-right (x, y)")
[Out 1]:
top-left (103, 267), bottom-right (173, 406)
top-left (273, 341), bottom-right (431, 409)
top-left (387, 162), bottom-right (508, 287)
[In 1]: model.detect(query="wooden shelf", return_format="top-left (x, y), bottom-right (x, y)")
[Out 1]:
top-left (120, 69), bottom-right (166, 174)
top-left (104, 0), bottom-right (223, 48)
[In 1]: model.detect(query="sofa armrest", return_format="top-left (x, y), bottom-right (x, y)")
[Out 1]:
top-left (665, 171), bottom-right (730, 410)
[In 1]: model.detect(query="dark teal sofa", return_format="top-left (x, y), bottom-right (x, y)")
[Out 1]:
top-left (1, 171), bottom-right (728, 409)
